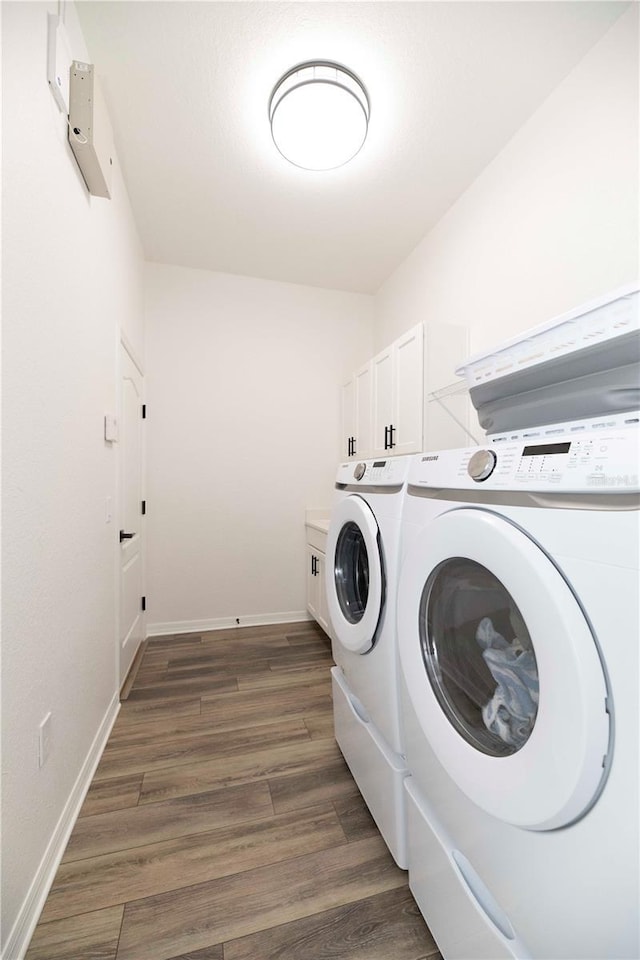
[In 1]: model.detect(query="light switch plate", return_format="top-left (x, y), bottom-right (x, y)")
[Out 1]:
top-left (104, 414), bottom-right (118, 442)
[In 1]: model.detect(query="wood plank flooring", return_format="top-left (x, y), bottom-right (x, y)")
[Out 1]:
top-left (26, 621), bottom-right (441, 960)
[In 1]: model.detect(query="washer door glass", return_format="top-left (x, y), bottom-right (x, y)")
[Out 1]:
top-left (335, 521), bottom-right (370, 624)
top-left (326, 495), bottom-right (384, 655)
top-left (421, 558), bottom-right (539, 758)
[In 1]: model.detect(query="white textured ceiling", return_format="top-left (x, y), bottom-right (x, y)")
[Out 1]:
top-left (77, 1), bottom-right (628, 293)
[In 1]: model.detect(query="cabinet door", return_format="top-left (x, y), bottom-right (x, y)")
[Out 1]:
top-left (354, 361), bottom-right (372, 460)
top-left (306, 545), bottom-right (330, 635)
top-left (315, 552), bottom-right (331, 636)
top-left (306, 545), bottom-right (321, 621)
top-left (371, 346), bottom-right (394, 457)
top-left (341, 377), bottom-right (356, 459)
top-left (393, 323), bottom-right (424, 455)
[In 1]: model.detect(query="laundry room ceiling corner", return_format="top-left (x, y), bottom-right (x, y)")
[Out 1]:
top-left (76, 1), bottom-right (629, 293)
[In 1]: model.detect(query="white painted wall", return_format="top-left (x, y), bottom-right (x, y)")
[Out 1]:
top-left (1, 3), bottom-right (145, 955)
top-left (374, 7), bottom-right (639, 362)
top-left (145, 263), bottom-right (373, 633)
top-left (3, 3), bottom-right (636, 953)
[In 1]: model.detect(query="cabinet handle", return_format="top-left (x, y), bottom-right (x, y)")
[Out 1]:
top-left (389, 424), bottom-right (396, 448)
top-left (384, 426), bottom-right (389, 450)
top-left (351, 437), bottom-right (356, 456)
top-left (311, 555), bottom-right (318, 576)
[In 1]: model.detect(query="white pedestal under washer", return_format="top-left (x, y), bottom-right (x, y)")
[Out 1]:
top-left (326, 456), bottom-right (411, 867)
top-left (397, 425), bottom-right (639, 959)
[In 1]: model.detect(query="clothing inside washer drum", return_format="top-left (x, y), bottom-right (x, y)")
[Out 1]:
top-left (421, 560), bottom-right (540, 757)
top-left (476, 616), bottom-right (539, 749)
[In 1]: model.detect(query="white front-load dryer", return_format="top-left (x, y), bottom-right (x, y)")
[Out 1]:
top-left (397, 425), bottom-right (640, 959)
top-left (326, 456), bottom-right (410, 867)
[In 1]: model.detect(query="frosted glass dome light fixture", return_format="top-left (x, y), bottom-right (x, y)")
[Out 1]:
top-left (269, 61), bottom-right (370, 171)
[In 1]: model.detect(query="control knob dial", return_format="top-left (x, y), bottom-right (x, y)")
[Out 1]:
top-left (467, 449), bottom-right (497, 482)
top-left (353, 462), bottom-right (366, 481)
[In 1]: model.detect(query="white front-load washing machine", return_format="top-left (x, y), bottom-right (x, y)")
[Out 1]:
top-left (397, 422), bottom-right (640, 959)
top-left (326, 456), bottom-right (411, 867)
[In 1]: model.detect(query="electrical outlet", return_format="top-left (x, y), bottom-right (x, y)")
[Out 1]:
top-left (38, 712), bottom-right (52, 768)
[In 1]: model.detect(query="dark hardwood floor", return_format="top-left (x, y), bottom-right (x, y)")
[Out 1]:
top-left (26, 621), bottom-right (441, 960)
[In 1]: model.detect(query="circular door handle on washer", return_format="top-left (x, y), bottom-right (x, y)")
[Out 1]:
top-left (467, 449), bottom-right (497, 482)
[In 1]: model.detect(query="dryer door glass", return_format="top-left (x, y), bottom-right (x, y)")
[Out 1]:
top-left (334, 521), bottom-right (370, 624)
top-left (419, 558), bottom-right (539, 757)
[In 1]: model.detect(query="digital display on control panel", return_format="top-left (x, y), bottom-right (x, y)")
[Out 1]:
top-left (373, 461), bottom-right (387, 467)
top-left (522, 441), bottom-right (571, 457)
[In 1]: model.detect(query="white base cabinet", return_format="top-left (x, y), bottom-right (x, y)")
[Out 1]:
top-left (305, 524), bottom-right (330, 635)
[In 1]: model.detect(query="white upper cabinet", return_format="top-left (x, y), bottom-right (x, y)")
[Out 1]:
top-left (340, 375), bottom-right (356, 460)
top-left (372, 323), bottom-right (424, 457)
top-left (354, 362), bottom-right (373, 460)
top-left (341, 321), bottom-right (469, 460)
top-left (423, 321), bottom-right (473, 451)
top-left (341, 361), bottom-right (372, 460)
top-left (392, 323), bottom-right (424, 455)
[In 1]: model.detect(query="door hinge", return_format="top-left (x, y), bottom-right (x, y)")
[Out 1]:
top-left (141, 500), bottom-right (146, 515)
top-left (141, 596), bottom-right (146, 612)
top-left (142, 404), bottom-right (146, 419)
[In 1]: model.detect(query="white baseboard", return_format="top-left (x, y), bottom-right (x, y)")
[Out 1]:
top-left (146, 610), bottom-right (313, 638)
top-left (2, 694), bottom-right (120, 960)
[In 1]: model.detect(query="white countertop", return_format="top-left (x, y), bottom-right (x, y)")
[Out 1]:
top-left (305, 509), bottom-right (330, 534)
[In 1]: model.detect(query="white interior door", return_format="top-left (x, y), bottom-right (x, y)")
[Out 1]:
top-left (119, 345), bottom-right (145, 688)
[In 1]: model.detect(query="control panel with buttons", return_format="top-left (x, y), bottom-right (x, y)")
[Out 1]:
top-left (336, 457), bottom-right (410, 487)
top-left (410, 426), bottom-right (639, 493)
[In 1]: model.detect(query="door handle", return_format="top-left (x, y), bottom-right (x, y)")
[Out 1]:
top-left (119, 530), bottom-right (135, 542)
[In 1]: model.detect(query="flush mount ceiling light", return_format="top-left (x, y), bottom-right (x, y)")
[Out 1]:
top-left (269, 61), bottom-right (370, 171)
